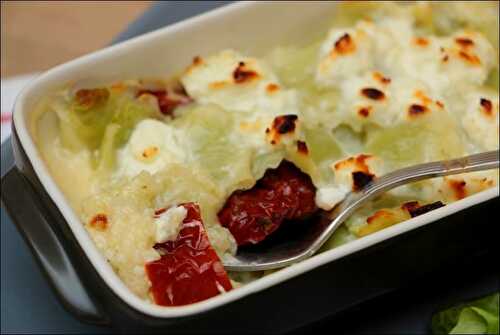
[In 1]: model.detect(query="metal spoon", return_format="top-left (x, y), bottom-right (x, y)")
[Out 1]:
top-left (223, 150), bottom-right (499, 271)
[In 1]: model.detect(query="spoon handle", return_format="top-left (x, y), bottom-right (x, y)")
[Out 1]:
top-left (317, 150), bottom-right (499, 253)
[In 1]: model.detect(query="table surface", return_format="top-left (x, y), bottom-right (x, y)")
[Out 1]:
top-left (1, 2), bottom-right (498, 333)
top-left (0, 1), bottom-right (151, 78)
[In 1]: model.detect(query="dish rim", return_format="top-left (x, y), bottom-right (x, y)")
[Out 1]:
top-left (12, 0), bottom-right (499, 318)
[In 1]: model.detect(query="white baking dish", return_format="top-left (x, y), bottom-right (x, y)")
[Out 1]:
top-left (6, 0), bottom-right (499, 325)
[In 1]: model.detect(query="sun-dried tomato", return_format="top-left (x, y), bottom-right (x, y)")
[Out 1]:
top-left (137, 88), bottom-right (191, 116)
top-left (218, 161), bottom-right (317, 246)
top-left (145, 203), bottom-right (232, 306)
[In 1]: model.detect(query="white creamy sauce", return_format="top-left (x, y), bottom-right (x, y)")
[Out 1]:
top-left (154, 205), bottom-right (188, 244)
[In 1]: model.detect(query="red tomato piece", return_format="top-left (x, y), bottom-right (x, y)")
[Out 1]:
top-left (218, 161), bottom-right (317, 246)
top-left (145, 203), bottom-right (233, 306)
top-left (137, 89), bottom-right (191, 116)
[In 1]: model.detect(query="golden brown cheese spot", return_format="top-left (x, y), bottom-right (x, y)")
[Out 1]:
top-left (185, 56), bottom-right (204, 74)
top-left (334, 154), bottom-right (373, 173)
top-left (89, 214), bottom-right (108, 231)
top-left (480, 98), bottom-right (493, 116)
top-left (436, 100), bottom-right (445, 109)
top-left (333, 33), bottom-right (356, 55)
top-left (110, 82), bottom-right (126, 93)
top-left (408, 104), bottom-right (429, 117)
top-left (142, 146), bottom-right (159, 159)
top-left (273, 115), bottom-right (298, 134)
top-left (481, 178), bottom-right (494, 187)
top-left (361, 88), bottom-right (385, 101)
top-left (334, 154), bottom-right (377, 191)
top-left (372, 72), bottom-right (391, 85)
top-left (266, 83), bottom-right (280, 94)
top-left (448, 179), bottom-right (467, 200)
top-left (366, 209), bottom-right (394, 225)
top-left (154, 207), bottom-right (168, 218)
top-left (233, 61), bottom-right (260, 83)
top-left (75, 88), bottom-right (109, 109)
top-left (358, 107), bottom-right (372, 118)
top-left (455, 37), bottom-right (474, 48)
top-left (267, 115), bottom-right (298, 145)
top-left (442, 54), bottom-right (450, 63)
top-left (296, 140), bottom-right (309, 155)
top-left (209, 81), bottom-right (228, 89)
top-left (414, 37), bottom-right (430, 47)
top-left (414, 90), bottom-right (432, 106)
top-left (352, 171), bottom-right (374, 191)
top-left (193, 56), bottom-right (203, 66)
top-left (458, 50), bottom-right (481, 65)
top-left (358, 208), bottom-right (409, 237)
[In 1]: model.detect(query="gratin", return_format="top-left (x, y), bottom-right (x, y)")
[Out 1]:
top-left (32, 2), bottom-right (499, 306)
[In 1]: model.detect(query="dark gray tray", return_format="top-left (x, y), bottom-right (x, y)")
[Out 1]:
top-left (1, 2), bottom-right (498, 333)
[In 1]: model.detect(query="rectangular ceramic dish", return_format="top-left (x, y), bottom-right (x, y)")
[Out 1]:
top-left (1, 2), bottom-right (498, 333)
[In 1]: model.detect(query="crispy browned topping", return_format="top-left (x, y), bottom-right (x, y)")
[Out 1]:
top-left (366, 210), bottom-right (393, 225)
top-left (414, 90), bottom-right (432, 105)
top-left (442, 54), bottom-right (449, 62)
top-left (372, 72), bottom-right (391, 84)
top-left (480, 98), bottom-right (493, 116)
top-left (334, 33), bottom-right (356, 55)
top-left (358, 107), bottom-right (371, 118)
top-left (266, 115), bottom-right (299, 145)
top-left (455, 37), bottom-right (474, 48)
top-left (352, 171), bottom-right (374, 191)
top-left (75, 88), bottom-right (109, 109)
top-left (233, 61), bottom-right (259, 83)
top-left (361, 88), bottom-right (385, 100)
top-left (407, 201), bottom-right (445, 218)
top-left (334, 154), bottom-right (373, 172)
top-left (154, 207), bottom-right (167, 217)
top-left (142, 146), bottom-right (159, 159)
top-left (296, 140), bottom-right (309, 155)
top-left (414, 37), bottom-right (429, 47)
top-left (89, 214), bottom-right (108, 231)
top-left (266, 83), bottom-right (280, 94)
top-left (458, 51), bottom-right (481, 65)
top-left (193, 56), bottom-right (203, 65)
top-left (209, 81), bottom-right (227, 89)
top-left (273, 115), bottom-right (298, 134)
top-left (436, 100), bottom-right (445, 109)
top-left (408, 104), bottom-right (428, 117)
top-left (448, 179), bottom-right (467, 200)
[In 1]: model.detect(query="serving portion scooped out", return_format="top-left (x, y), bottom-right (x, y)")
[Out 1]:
top-left (32, 2), bottom-right (499, 306)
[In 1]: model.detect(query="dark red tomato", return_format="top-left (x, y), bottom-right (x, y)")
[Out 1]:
top-left (145, 203), bottom-right (232, 306)
top-left (137, 89), bottom-right (190, 116)
top-left (218, 161), bottom-right (317, 246)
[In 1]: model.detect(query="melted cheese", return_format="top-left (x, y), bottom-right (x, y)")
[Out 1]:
top-left (154, 206), bottom-right (188, 243)
top-left (181, 49), bottom-right (299, 116)
top-left (115, 119), bottom-right (187, 178)
top-left (316, 25), bottom-right (374, 87)
top-left (462, 91), bottom-right (499, 151)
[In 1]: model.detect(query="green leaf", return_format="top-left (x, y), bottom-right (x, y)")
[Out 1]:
top-left (450, 308), bottom-right (487, 334)
top-left (432, 293), bottom-right (499, 335)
